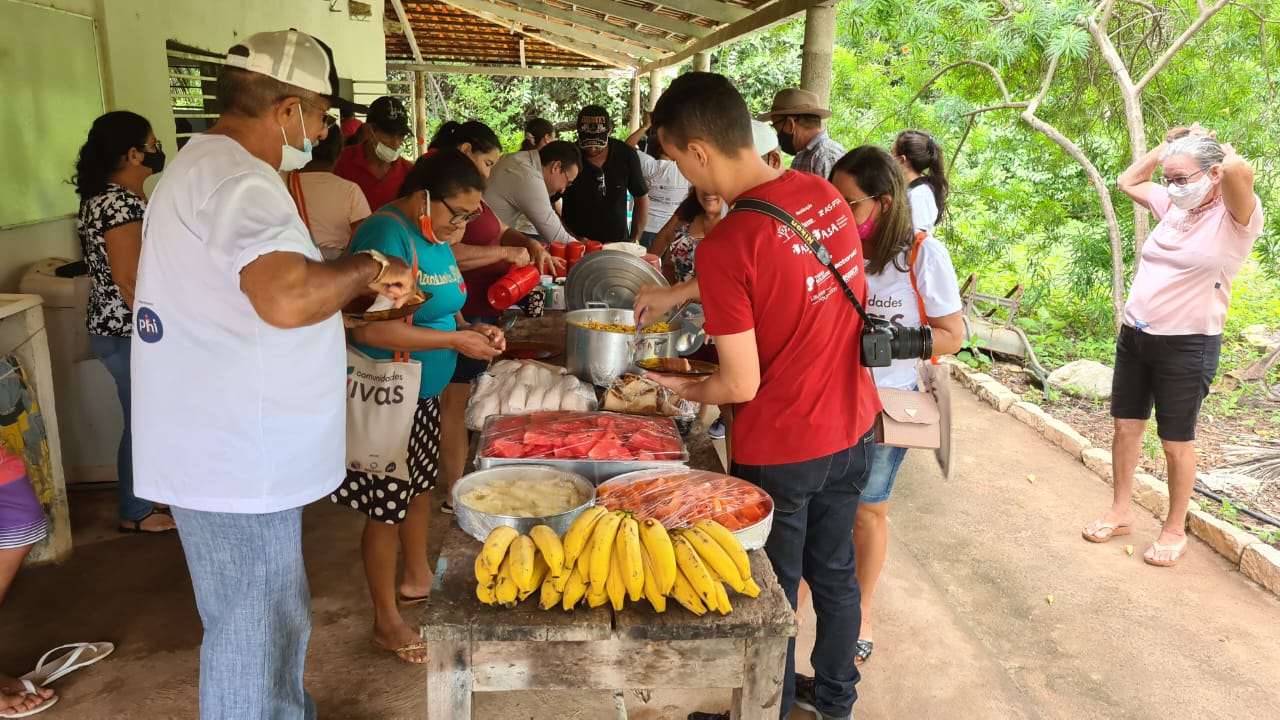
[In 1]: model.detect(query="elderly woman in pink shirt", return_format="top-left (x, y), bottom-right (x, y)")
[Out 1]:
top-left (1083, 124), bottom-right (1262, 566)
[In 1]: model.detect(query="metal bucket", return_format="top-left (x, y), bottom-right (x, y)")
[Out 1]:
top-left (564, 305), bottom-right (705, 386)
top-left (452, 465), bottom-right (596, 542)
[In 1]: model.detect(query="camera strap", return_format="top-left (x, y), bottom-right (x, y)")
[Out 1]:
top-left (730, 197), bottom-right (876, 327)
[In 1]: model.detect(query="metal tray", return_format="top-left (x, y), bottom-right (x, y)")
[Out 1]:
top-left (597, 467), bottom-right (774, 550)
top-left (452, 465), bottom-right (596, 543)
top-left (475, 455), bottom-right (688, 485)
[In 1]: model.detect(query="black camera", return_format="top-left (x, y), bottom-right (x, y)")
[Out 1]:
top-left (860, 317), bottom-right (933, 367)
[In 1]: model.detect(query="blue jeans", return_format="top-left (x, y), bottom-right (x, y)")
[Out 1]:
top-left (733, 431), bottom-right (873, 720)
top-left (88, 334), bottom-right (152, 522)
top-left (859, 443), bottom-right (909, 505)
top-left (172, 506), bottom-right (316, 720)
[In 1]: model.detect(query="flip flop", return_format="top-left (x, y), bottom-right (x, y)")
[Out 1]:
top-left (854, 638), bottom-right (874, 666)
top-left (1143, 538), bottom-right (1188, 567)
top-left (396, 592), bottom-right (430, 606)
top-left (21, 642), bottom-right (115, 687)
top-left (118, 510), bottom-right (176, 534)
top-left (1081, 520), bottom-right (1132, 543)
top-left (0, 679), bottom-right (58, 718)
top-left (377, 641), bottom-right (429, 665)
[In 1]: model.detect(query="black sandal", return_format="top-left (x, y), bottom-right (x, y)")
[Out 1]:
top-left (118, 509), bottom-right (177, 534)
top-left (854, 638), bottom-right (874, 665)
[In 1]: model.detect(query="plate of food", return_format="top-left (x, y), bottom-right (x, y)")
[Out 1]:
top-left (634, 357), bottom-right (718, 376)
top-left (342, 290), bottom-right (430, 322)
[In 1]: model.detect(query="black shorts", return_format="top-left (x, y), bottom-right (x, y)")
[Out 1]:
top-left (450, 315), bottom-right (499, 385)
top-left (1110, 325), bottom-right (1221, 442)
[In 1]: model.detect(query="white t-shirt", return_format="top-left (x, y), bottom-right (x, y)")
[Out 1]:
top-left (291, 171), bottom-right (371, 260)
top-left (864, 233), bottom-right (963, 390)
top-left (637, 152), bottom-right (690, 233)
top-left (907, 181), bottom-right (939, 232)
top-left (132, 134), bottom-right (347, 514)
top-left (484, 150), bottom-right (575, 244)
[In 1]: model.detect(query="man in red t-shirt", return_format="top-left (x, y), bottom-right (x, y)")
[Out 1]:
top-left (335, 96), bottom-right (413, 212)
top-left (635, 73), bottom-right (879, 720)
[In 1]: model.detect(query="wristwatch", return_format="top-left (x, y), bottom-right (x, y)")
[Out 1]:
top-left (356, 249), bottom-right (390, 285)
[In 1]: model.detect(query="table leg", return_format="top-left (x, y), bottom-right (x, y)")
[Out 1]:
top-left (427, 639), bottom-right (473, 719)
top-left (730, 636), bottom-right (786, 720)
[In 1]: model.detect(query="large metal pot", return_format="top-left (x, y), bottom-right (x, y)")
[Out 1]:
top-left (565, 304), bottom-right (705, 386)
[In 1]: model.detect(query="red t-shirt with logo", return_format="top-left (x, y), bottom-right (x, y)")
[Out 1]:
top-left (334, 142), bottom-right (414, 213)
top-left (695, 170), bottom-right (881, 466)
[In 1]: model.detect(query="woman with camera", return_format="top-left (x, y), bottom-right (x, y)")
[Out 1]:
top-left (829, 147), bottom-right (965, 666)
top-left (1082, 124), bottom-right (1261, 567)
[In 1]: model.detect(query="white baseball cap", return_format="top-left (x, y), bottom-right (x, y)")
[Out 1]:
top-left (752, 120), bottom-right (779, 155)
top-left (224, 29), bottom-right (361, 112)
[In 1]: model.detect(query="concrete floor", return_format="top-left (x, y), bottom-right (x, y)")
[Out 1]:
top-left (3, 389), bottom-right (1279, 719)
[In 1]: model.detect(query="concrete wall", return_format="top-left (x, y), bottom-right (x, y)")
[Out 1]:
top-left (0, 0), bottom-right (387, 291)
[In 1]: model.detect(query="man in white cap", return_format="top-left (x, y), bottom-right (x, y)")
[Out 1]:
top-left (132, 29), bottom-right (414, 719)
top-left (759, 88), bottom-right (846, 180)
top-left (751, 119), bottom-right (784, 170)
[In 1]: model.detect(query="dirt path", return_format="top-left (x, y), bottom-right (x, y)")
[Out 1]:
top-left (1, 388), bottom-right (1277, 718)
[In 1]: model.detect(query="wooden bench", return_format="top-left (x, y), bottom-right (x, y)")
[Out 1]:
top-left (422, 523), bottom-right (797, 719)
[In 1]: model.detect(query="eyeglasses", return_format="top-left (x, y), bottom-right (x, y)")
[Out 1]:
top-left (1160, 168), bottom-right (1208, 186)
top-left (846, 194), bottom-right (879, 207)
top-left (440, 197), bottom-right (482, 225)
top-left (138, 140), bottom-right (163, 153)
top-left (322, 114), bottom-right (338, 129)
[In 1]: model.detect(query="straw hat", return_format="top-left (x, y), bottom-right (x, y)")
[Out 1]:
top-left (756, 88), bottom-right (833, 121)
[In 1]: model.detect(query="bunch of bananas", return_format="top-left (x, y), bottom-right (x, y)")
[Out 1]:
top-left (473, 508), bottom-right (761, 616)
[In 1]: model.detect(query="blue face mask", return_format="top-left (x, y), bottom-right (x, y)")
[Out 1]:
top-left (278, 107), bottom-right (313, 172)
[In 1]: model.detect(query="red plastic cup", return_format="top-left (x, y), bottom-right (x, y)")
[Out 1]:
top-left (585, 240), bottom-right (603, 254)
top-left (566, 240), bottom-right (586, 261)
top-left (549, 242), bottom-right (567, 259)
top-left (487, 265), bottom-right (541, 310)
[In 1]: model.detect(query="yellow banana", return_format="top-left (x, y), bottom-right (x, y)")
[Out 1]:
top-left (476, 580), bottom-right (498, 606)
top-left (685, 526), bottom-right (746, 593)
top-left (539, 574), bottom-right (562, 610)
top-left (474, 553), bottom-right (497, 586)
top-left (638, 517), bottom-right (677, 595)
top-left (617, 516), bottom-right (645, 602)
top-left (508, 535), bottom-right (537, 593)
top-left (712, 579), bottom-right (732, 615)
top-left (606, 541), bottom-right (627, 611)
top-left (518, 553), bottom-right (550, 602)
top-left (640, 545), bottom-right (666, 613)
top-left (585, 581), bottom-right (609, 608)
top-left (669, 566), bottom-right (707, 616)
top-left (494, 556), bottom-right (519, 608)
top-left (478, 525), bottom-right (520, 575)
top-left (741, 577), bottom-right (762, 598)
top-left (587, 510), bottom-right (624, 594)
top-left (529, 524), bottom-right (565, 582)
top-left (561, 571), bottom-right (588, 611)
top-left (694, 519), bottom-right (752, 582)
top-left (561, 505), bottom-right (607, 572)
top-left (575, 557), bottom-right (590, 583)
top-left (672, 532), bottom-right (718, 609)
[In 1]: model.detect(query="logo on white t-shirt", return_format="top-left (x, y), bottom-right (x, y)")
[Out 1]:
top-left (136, 307), bottom-right (164, 343)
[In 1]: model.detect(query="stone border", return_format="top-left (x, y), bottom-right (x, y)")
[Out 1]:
top-left (940, 356), bottom-right (1280, 598)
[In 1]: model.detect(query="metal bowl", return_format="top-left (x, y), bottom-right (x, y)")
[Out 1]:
top-left (596, 468), bottom-right (774, 550)
top-left (452, 464), bottom-right (596, 542)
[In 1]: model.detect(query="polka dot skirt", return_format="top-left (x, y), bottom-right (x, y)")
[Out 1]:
top-left (333, 395), bottom-right (440, 524)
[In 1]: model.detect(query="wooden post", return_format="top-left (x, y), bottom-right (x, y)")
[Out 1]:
top-left (629, 74), bottom-right (642, 131)
top-left (648, 70), bottom-right (662, 111)
top-left (694, 51), bottom-right (711, 72)
top-left (414, 71), bottom-right (428, 158)
top-left (800, 2), bottom-right (836, 110)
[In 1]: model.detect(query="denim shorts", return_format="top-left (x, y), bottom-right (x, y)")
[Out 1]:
top-left (859, 443), bottom-right (908, 505)
top-left (1110, 325), bottom-right (1221, 442)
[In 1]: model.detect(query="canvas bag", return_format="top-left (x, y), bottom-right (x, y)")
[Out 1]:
top-left (872, 233), bottom-right (949, 451)
top-left (345, 211), bottom-right (422, 480)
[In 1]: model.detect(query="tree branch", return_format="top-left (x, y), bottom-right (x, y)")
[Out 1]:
top-left (1230, 2), bottom-right (1277, 106)
top-left (962, 101), bottom-right (1031, 117)
top-left (1027, 53), bottom-right (1060, 113)
top-left (914, 59), bottom-right (1014, 104)
top-left (1135, 0), bottom-right (1232, 92)
top-left (1118, 0), bottom-right (1158, 15)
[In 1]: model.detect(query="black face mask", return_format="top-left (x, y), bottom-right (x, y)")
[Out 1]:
top-left (777, 131), bottom-right (796, 156)
top-left (142, 150), bottom-right (166, 174)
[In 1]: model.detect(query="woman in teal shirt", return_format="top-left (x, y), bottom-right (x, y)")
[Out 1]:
top-left (338, 149), bottom-right (505, 663)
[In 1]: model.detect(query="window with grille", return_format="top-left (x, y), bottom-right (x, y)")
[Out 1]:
top-left (166, 41), bottom-right (223, 150)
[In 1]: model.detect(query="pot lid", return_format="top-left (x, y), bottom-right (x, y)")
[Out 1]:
top-left (565, 250), bottom-right (667, 310)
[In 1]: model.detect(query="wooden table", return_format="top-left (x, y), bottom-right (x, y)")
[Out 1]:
top-left (424, 313), bottom-right (796, 718)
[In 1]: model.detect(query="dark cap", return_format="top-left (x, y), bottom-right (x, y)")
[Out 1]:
top-left (368, 96), bottom-right (412, 136)
top-left (577, 105), bottom-right (612, 149)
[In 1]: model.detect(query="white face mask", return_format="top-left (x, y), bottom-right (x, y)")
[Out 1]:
top-left (278, 109), bottom-right (313, 172)
top-left (375, 142), bottom-right (400, 164)
top-left (1166, 172), bottom-right (1213, 210)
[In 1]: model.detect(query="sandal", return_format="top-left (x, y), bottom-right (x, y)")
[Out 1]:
top-left (118, 510), bottom-right (176, 534)
top-left (0, 679), bottom-right (57, 718)
top-left (854, 638), bottom-right (874, 666)
top-left (440, 501), bottom-right (454, 515)
top-left (380, 641), bottom-right (429, 665)
top-left (21, 642), bottom-right (115, 687)
top-left (1143, 537), bottom-right (1188, 567)
top-left (397, 592), bottom-right (430, 606)
top-left (1081, 519), bottom-right (1131, 544)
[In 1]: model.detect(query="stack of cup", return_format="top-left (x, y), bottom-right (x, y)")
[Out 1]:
top-left (549, 242), bottom-right (568, 279)
top-left (487, 265), bottom-right (541, 310)
top-left (585, 240), bottom-right (603, 254)
top-left (565, 240), bottom-right (586, 274)
top-left (642, 253), bottom-right (662, 273)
